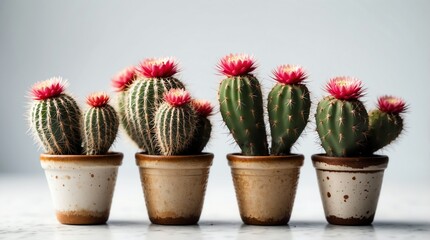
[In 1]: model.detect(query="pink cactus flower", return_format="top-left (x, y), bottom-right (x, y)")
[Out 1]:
top-left (191, 99), bottom-right (214, 117)
top-left (272, 64), bottom-right (307, 84)
top-left (164, 89), bottom-right (191, 107)
top-left (86, 92), bottom-right (110, 108)
top-left (31, 77), bottom-right (66, 100)
top-left (326, 76), bottom-right (364, 100)
top-left (218, 53), bottom-right (256, 77)
top-left (377, 95), bottom-right (406, 114)
top-left (112, 66), bottom-right (138, 92)
top-left (136, 57), bottom-right (178, 78)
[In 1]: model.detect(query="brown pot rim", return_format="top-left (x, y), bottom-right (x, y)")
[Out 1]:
top-left (40, 152), bottom-right (123, 166)
top-left (227, 153), bottom-right (304, 166)
top-left (311, 153), bottom-right (388, 169)
top-left (135, 152), bottom-right (214, 166)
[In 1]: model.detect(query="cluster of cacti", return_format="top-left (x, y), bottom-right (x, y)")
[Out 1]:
top-left (217, 54), bottom-right (311, 156)
top-left (113, 57), bottom-right (213, 156)
top-left (316, 77), bottom-right (407, 157)
top-left (29, 77), bottom-right (119, 155)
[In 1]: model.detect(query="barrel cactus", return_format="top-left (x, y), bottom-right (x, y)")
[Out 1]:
top-left (184, 99), bottom-right (214, 154)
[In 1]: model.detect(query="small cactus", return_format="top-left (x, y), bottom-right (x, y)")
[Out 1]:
top-left (83, 92), bottom-right (119, 155)
top-left (315, 77), bottom-right (368, 157)
top-left (268, 65), bottom-right (311, 155)
top-left (184, 99), bottom-right (214, 154)
top-left (154, 89), bottom-right (197, 156)
top-left (29, 77), bottom-right (82, 155)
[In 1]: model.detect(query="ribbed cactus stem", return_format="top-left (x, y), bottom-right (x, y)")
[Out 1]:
top-left (184, 99), bottom-right (213, 154)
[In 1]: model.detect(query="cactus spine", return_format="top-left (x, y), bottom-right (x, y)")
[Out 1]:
top-left (29, 77), bottom-right (82, 155)
top-left (268, 65), bottom-right (311, 155)
top-left (83, 92), bottom-right (119, 155)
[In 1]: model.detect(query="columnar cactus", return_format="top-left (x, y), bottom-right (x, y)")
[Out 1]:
top-left (268, 65), bottom-right (311, 155)
top-left (218, 54), bottom-right (269, 156)
top-left (29, 77), bottom-right (82, 155)
top-left (315, 77), bottom-right (368, 157)
top-left (126, 58), bottom-right (185, 154)
top-left (154, 89), bottom-right (197, 156)
top-left (83, 92), bottom-right (119, 155)
top-left (185, 99), bottom-right (214, 154)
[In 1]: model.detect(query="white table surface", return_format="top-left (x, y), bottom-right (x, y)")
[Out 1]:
top-left (1, 173), bottom-right (429, 240)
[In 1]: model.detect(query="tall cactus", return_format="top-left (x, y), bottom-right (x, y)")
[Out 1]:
top-left (126, 57), bottom-right (185, 154)
top-left (83, 92), bottom-right (119, 155)
top-left (218, 54), bottom-right (269, 156)
top-left (315, 77), bottom-right (368, 157)
top-left (268, 65), bottom-right (311, 155)
top-left (29, 77), bottom-right (82, 155)
top-left (154, 89), bottom-right (197, 156)
top-left (184, 99), bottom-right (214, 154)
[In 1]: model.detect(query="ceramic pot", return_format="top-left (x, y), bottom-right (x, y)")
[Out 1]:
top-left (40, 152), bottom-right (123, 225)
top-left (312, 154), bottom-right (389, 225)
top-left (227, 153), bottom-right (304, 225)
top-left (136, 152), bottom-right (213, 225)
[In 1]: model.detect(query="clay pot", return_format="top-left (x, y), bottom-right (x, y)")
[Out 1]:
top-left (312, 154), bottom-right (389, 225)
top-left (227, 153), bottom-right (304, 225)
top-left (40, 152), bottom-right (123, 225)
top-left (136, 152), bottom-right (213, 225)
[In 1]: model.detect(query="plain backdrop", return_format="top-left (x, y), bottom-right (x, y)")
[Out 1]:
top-left (1, 0), bottom-right (429, 188)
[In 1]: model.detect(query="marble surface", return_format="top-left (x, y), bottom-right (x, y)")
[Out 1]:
top-left (1, 174), bottom-right (429, 240)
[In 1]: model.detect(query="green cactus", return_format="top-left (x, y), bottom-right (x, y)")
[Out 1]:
top-left (184, 100), bottom-right (213, 154)
top-left (83, 93), bottom-right (119, 155)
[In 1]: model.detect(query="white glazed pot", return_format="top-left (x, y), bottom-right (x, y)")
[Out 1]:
top-left (40, 152), bottom-right (123, 225)
top-left (312, 154), bottom-right (388, 225)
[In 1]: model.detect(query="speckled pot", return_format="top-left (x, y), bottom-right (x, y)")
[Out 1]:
top-left (40, 152), bottom-right (123, 225)
top-left (136, 152), bottom-right (213, 225)
top-left (227, 153), bottom-right (304, 225)
top-left (312, 154), bottom-right (389, 225)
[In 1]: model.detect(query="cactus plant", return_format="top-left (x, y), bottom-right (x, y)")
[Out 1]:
top-left (29, 77), bottom-right (83, 155)
top-left (268, 65), bottom-right (311, 155)
top-left (217, 54), bottom-right (269, 156)
top-left (83, 92), bottom-right (119, 155)
top-left (184, 99), bottom-right (214, 154)
top-left (126, 57), bottom-right (185, 154)
top-left (154, 89), bottom-right (197, 156)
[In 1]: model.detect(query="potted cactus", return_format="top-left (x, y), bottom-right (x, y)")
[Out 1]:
top-left (217, 53), bottom-right (310, 225)
top-left (28, 77), bottom-right (122, 225)
top-left (312, 77), bottom-right (407, 225)
top-left (113, 58), bottom-right (214, 225)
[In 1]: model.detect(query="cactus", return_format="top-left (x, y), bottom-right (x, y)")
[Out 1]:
top-left (218, 54), bottom-right (269, 156)
top-left (365, 96), bottom-right (406, 154)
top-left (184, 99), bottom-right (213, 154)
top-left (29, 77), bottom-right (82, 155)
top-left (83, 92), bottom-right (119, 155)
top-left (126, 57), bottom-right (185, 154)
top-left (154, 89), bottom-right (197, 156)
top-left (315, 77), bottom-right (368, 157)
top-left (268, 65), bottom-right (311, 155)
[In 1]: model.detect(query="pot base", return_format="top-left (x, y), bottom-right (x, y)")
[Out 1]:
top-left (326, 214), bottom-right (375, 226)
top-left (56, 210), bottom-right (109, 225)
top-left (149, 215), bottom-right (200, 225)
top-left (241, 216), bottom-right (290, 226)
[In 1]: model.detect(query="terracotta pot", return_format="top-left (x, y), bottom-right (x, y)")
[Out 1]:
top-left (227, 153), bottom-right (304, 225)
top-left (136, 152), bottom-right (213, 225)
top-left (312, 154), bottom-right (389, 225)
top-left (40, 152), bottom-right (123, 225)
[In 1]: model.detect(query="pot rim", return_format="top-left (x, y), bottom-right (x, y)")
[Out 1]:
top-left (135, 152), bottom-right (214, 167)
top-left (227, 152), bottom-right (304, 167)
top-left (311, 153), bottom-right (388, 170)
top-left (40, 152), bottom-right (123, 166)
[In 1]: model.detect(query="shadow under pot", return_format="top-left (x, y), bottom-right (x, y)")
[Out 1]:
top-left (227, 153), bottom-right (304, 225)
top-left (311, 154), bottom-right (389, 225)
top-left (135, 152), bottom-right (213, 225)
top-left (40, 152), bottom-right (123, 225)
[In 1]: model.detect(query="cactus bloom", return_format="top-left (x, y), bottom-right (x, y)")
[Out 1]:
top-left (192, 100), bottom-right (214, 117)
top-left (377, 95), bottom-right (406, 114)
top-left (136, 57), bottom-right (178, 78)
top-left (31, 77), bottom-right (66, 100)
top-left (112, 66), bottom-right (138, 92)
top-left (326, 76), bottom-right (364, 100)
top-left (86, 92), bottom-right (110, 108)
top-left (272, 64), bottom-right (307, 84)
top-left (218, 53), bottom-right (256, 77)
top-left (164, 89), bottom-right (191, 107)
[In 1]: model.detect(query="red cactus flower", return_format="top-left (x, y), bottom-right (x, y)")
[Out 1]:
top-left (326, 76), bottom-right (364, 100)
top-left (272, 64), bottom-right (307, 84)
top-left (218, 53), bottom-right (256, 77)
top-left (112, 66), bottom-right (138, 92)
top-left (377, 95), bottom-right (406, 114)
top-left (164, 89), bottom-right (191, 107)
top-left (86, 92), bottom-right (110, 108)
top-left (136, 57), bottom-right (179, 78)
top-left (191, 99), bottom-right (214, 117)
top-left (31, 77), bottom-right (66, 100)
